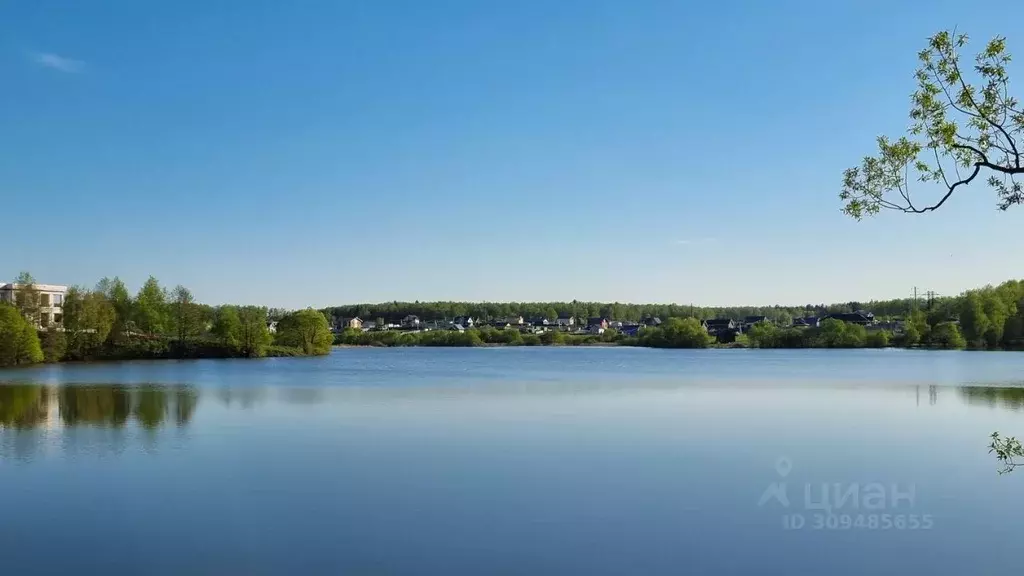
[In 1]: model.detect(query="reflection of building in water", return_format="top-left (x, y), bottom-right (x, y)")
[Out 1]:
top-left (43, 386), bottom-right (61, 430)
top-left (915, 385), bottom-right (940, 407)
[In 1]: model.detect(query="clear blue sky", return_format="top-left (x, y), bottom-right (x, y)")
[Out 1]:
top-left (2, 0), bottom-right (1020, 308)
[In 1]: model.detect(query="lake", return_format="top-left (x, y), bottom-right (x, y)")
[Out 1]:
top-left (2, 347), bottom-right (1024, 575)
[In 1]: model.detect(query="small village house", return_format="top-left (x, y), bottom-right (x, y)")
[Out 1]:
top-left (792, 317), bottom-right (821, 328)
top-left (587, 318), bottom-right (609, 334)
top-left (554, 315), bottom-right (575, 328)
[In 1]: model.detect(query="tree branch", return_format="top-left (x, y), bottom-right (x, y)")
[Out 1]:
top-left (903, 162), bottom-right (983, 213)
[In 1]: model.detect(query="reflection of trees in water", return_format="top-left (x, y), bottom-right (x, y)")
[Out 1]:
top-left (0, 384), bottom-right (199, 430)
top-left (959, 386), bottom-right (1024, 411)
top-left (0, 385), bottom-right (50, 429)
top-left (59, 385), bottom-right (131, 427)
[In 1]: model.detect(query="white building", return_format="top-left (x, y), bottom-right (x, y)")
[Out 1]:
top-left (0, 282), bottom-right (69, 327)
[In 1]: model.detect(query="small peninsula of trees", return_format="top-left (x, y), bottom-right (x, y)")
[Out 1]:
top-left (0, 272), bottom-right (333, 368)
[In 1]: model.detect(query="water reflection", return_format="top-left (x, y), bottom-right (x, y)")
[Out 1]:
top-left (959, 385), bottom-right (1024, 411)
top-left (0, 384), bottom-right (198, 430)
top-left (5, 382), bottom-right (1024, 433)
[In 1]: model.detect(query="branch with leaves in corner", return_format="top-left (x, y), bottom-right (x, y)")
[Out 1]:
top-left (841, 30), bottom-right (1024, 218)
top-left (989, 432), bottom-right (1024, 475)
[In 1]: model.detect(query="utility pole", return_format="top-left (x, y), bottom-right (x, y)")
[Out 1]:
top-left (926, 291), bottom-right (937, 310)
top-left (912, 287), bottom-right (918, 312)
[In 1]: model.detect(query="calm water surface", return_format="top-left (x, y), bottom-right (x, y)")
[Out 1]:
top-left (2, 348), bottom-right (1024, 575)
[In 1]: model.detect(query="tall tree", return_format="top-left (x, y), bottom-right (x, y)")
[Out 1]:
top-left (13, 271), bottom-right (41, 326)
top-left (277, 309), bottom-right (334, 355)
top-left (237, 306), bottom-right (272, 358)
top-left (62, 287), bottom-right (116, 359)
top-left (212, 305), bottom-right (242, 349)
top-left (841, 30), bottom-right (1023, 218)
top-left (134, 276), bottom-right (168, 335)
top-left (97, 277), bottom-right (134, 343)
top-left (170, 285), bottom-right (201, 343)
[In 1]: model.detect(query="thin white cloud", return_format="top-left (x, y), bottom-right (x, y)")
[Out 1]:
top-left (674, 238), bottom-right (717, 246)
top-left (30, 52), bottom-right (85, 73)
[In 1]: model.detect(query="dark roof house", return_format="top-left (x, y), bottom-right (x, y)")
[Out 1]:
top-left (825, 312), bottom-right (875, 325)
top-left (642, 316), bottom-right (662, 327)
top-left (792, 316), bottom-right (821, 328)
top-left (704, 318), bottom-right (736, 331)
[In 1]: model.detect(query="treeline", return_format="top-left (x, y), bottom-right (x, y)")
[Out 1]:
top-left (337, 326), bottom-right (607, 347)
top-left (324, 298), bottom-right (931, 327)
top-left (325, 278), bottom-right (1024, 351)
top-left (0, 272), bottom-right (334, 368)
top-left (336, 318), bottom-right (721, 349)
top-left (745, 317), bottom-right (965, 349)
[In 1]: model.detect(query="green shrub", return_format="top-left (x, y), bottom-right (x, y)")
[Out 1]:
top-left (865, 330), bottom-right (891, 348)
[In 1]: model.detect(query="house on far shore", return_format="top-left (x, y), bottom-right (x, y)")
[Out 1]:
top-left (587, 318), bottom-right (609, 334)
top-left (825, 312), bottom-right (875, 326)
top-left (503, 315), bottom-right (525, 325)
top-left (339, 317), bottom-right (362, 330)
top-left (743, 315), bottom-right (768, 327)
top-left (792, 316), bottom-right (821, 328)
top-left (453, 316), bottom-right (475, 327)
top-left (554, 315), bottom-right (576, 327)
top-left (704, 318), bottom-right (739, 343)
top-left (530, 318), bottom-right (550, 327)
top-left (362, 321), bottom-right (377, 331)
top-left (642, 316), bottom-right (662, 327)
top-left (621, 324), bottom-right (641, 337)
top-left (704, 318), bottom-right (736, 333)
top-left (401, 315), bottom-right (421, 328)
top-left (267, 321), bottom-right (278, 334)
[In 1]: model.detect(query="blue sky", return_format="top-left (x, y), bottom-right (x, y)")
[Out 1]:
top-left (2, 0), bottom-right (1020, 308)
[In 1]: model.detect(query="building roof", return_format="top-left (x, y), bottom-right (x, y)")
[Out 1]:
top-left (744, 315), bottom-right (768, 323)
top-left (704, 318), bottom-right (735, 328)
top-left (0, 283), bottom-right (69, 292)
top-left (826, 312), bottom-right (874, 323)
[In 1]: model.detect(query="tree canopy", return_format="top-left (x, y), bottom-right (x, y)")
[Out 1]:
top-left (276, 309), bottom-right (333, 356)
top-left (0, 303), bottom-right (43, 366)
top-left (841, 30), bottom-right (1023, 218)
